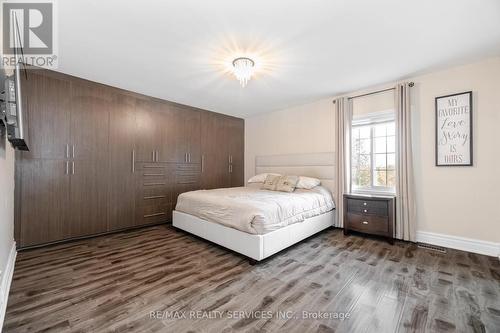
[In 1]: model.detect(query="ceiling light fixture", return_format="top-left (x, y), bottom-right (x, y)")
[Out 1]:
top-left (232, 57), bottom-right (255, 87)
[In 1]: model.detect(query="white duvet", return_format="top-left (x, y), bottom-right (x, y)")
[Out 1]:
top-left (175, 185), bottom-right (335, 235)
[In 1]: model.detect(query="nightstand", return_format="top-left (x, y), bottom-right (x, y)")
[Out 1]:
top-left (343, 193), bottom-right (395, 244)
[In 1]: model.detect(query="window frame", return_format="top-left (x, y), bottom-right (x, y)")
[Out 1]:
top-left (350, 117), bottom-right (396, 195)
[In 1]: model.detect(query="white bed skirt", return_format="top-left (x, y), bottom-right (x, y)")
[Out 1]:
top-left (172, 210), bottom-right (336, 261)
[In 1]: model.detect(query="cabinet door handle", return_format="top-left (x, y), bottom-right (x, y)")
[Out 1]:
top-left (362, 221), bottom-right (369, 225)
top-left (66, 144), bottom-right (69, 158)
top-left (65, 161), bottom-right (69, 175)
top-left (156, 150), bottom-right (159, 162)
top-left (201, 155), bottom-right (204, 173)
top-left (72, 145), bottom-right (75, 159)
top-left (188, 153), bottom-right (191, 163)
top-left (132, 150), bottom-right (135, 173)
top-left (71, 161), bottom-right (75, 175)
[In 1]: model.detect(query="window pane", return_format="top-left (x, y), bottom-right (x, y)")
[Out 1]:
top-left (358, 168), bottom-right (371, 187)
top-left (351, 127), bottom-right (360, 139)
top-left (374, 170), bottom-right (387, 186)
top-left (387, 136), bottom-right (395, 153)
top-left (359, 126), bottom-right (370, 139)
top-left (375, 154), bottom-right (387, 170)
top-left (387, 153), bottom-right (396, 169)
top-left (387, 170), bottom-right (396, 187)
top-left (387, 122), bottom-right (395, 136)
top-left (359, 139), bottom-right (371, 154)
top-left (374, 137), bottom-right (386, 153)
top-left (358, 154), bottom-right (370, 169)
top-left (374, 123), bottom-right (387, 137)
top-left (351, 168), bottom-right (359, 186)
top-left (352, 139), bottom-right (361, 155)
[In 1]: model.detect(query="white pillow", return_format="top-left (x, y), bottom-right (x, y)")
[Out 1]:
top-left (247, 173), bottom-right (282, 183)
top-left (296, 176), bottom-right (321, 189)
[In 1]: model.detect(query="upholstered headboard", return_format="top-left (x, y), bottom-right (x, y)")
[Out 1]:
top-left (255, 152), bottom-right (336, 195)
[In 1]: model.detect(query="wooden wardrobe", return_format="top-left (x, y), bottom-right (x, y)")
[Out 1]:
top-left (14, 68), bottom-right (244, 248)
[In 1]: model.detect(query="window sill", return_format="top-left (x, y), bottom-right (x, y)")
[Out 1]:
top-left (351, 189), bottom-right (396, 197)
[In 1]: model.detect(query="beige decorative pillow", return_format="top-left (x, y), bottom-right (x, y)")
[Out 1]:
top-left (276, 175), bottom-right (299, 192)
top-left (261, 174), bottom-right (281, 191)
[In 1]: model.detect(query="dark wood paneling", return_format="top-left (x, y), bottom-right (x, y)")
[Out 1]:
top-left (227, 117), bottom-right (245, 187)
top-left (185, 108), bottom-right (201, 164)
top-left (68, 159), bottom-right (108, 237)
top-left (18, 159), bottom-right (70, 246)
top-left (21, 72), bottom-right (71, 160)
top-left (15, 67), bottom-right (244, 248)
top-left (108, 93), bottom-right (136, 231)
top-left (69, 82), bottom-right (111, 162)
top-left (200, 112), bottom-right (230, 189)
top-left (134, 99), bottom-right (161, 162)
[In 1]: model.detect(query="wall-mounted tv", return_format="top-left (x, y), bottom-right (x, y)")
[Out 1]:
top-left (1, 62), bottom-right (29, 151)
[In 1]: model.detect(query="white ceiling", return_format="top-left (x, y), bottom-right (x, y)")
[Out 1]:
top-left (57, 0), bottom-right (500, 117)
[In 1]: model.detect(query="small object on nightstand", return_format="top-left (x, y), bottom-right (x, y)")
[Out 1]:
top-left (343, 193), bottom-right (395, 245)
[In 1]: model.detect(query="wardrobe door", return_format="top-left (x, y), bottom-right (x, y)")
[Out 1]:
top-left (69, 83), bottom-right (111, 162)
top-left (170, 106), bottom-right (190, 163)
top-left (68, 83), bottom-right (110, 237)
top-left (156, 103), bottom-right (178, 163)
top-left (226, 117), bottom-right (245, 187)
top-left (68, 159), bottom-right (108, 237)
top-left (19, 159), bottom-right (70, 247)
top-left (21, 72), bottom-right (71, 160)
top-left (135, 99), bottom-right (161, 162)
top-left (185, 108), bottom-right (201, 164)
top-left (108, 93), bottom-right (137, 231)
top-left (201, 112), bottom-right (230, 189)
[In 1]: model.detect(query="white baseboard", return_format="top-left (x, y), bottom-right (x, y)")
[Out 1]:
top-left (0, 242), bottom-right (16, 333)
top-left (416, 231), bottom-right (500, 258)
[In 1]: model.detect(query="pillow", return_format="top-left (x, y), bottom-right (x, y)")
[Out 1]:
top-left (248, 173), bottom-right (281, 183)
top-left (276, 175), bottom-right (299, 193)
top-left (260, 174), bottom-right (281, 190)
top-left (296, 176), bottom-right (321, 189)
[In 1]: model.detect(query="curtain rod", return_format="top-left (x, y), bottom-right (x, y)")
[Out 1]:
top-left (333, 82), bottom-right (414, 103)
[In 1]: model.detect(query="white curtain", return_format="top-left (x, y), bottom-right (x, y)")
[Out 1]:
top-left (334, 97), bottom-right (352, 227)
top-left (395, 83), bottom-right (416, 241)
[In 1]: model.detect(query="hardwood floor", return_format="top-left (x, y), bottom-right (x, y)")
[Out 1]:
top-left (4, 226), bottom-right (500, 333)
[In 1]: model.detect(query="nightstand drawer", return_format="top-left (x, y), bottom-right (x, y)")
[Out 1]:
top-left (347, 198), bottom-right (388, 216)
top-left (346, 213), bottom-right (389, 234)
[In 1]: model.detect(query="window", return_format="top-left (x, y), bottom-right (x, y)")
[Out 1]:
top-left (350, 90), bottom-right (396, 193)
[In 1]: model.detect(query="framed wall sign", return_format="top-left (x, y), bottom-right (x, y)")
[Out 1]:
top-left (435, 91), bottom-right (473, 166)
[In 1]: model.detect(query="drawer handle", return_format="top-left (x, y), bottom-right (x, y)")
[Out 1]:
top-left (177, 181), bottom-right (196, 184)
top-left (143, 195), bottom-right (166, 200)
top-left (362, 221), bottom-right (369, 225)
top-left (144, 212), bottom-right (166, 218)
top-left (363, 202), bottom-right (367, 206)
top-left (143, 173), bottom-right (165, 176)
top-left (363, 209), bottom-right (368, 213)
top-left (144, 182), bottom-right (166, 186)
top-left (143, 165), bottom-right (164, 169)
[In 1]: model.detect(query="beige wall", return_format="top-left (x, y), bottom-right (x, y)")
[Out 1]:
top-left (0, 128), bottom-right (15, 278)
top-left (245, 56), bottom-right (500, 243)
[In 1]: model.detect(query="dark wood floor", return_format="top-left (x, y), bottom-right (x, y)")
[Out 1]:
top-left (3, 226), bottom-right (500, 333)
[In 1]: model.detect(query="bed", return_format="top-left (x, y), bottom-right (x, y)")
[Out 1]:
top-left (173, 152), bottom-right (337, 261)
